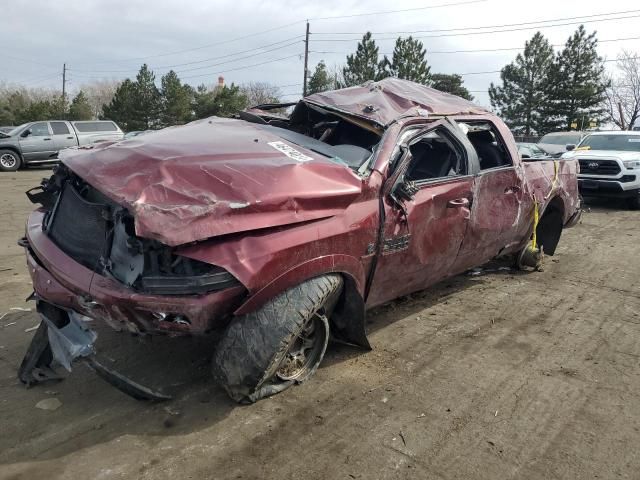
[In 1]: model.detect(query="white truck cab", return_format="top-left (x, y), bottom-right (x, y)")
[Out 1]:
top-left (563, 131), bottom-right (640, 209)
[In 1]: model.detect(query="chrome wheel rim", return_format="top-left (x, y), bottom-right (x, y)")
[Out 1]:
top-left (276, 313), bottom-right (328, 381)
top-left (0, 153), bottom-right (17, 169)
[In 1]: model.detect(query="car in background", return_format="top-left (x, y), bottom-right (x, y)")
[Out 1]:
top-left (538, 132), bottom-right (585, 157)
top-left (0, 120), bottom-right (124, 171)
top-left (0, 126), bottom-right (14, 134)
top-left (563, 131), bottom-right (640, 209)
top-left (517, 142), bottom-right (548, 159)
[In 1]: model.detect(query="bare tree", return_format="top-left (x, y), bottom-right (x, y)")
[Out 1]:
top-left (240, 82), bottom-right (281, 107)
top-left (80, 79), bottom-right (121, 119)
top-left (604, 50), bottom-right (640, 130)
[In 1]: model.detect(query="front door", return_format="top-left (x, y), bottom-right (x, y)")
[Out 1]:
top-left (366, 122), bottom-right (478, 308)
top-left (19, 122), bottom-right (56, 161)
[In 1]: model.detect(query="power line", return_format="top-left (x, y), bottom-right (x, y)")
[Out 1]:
top-left (70, 39), bottom-right (303, 77)
top-left (73, 21), bottom-right (305, 66)
top-left (63, 0), bottom-right (486, 67)
top-left (312, 8), bottom-right (640, 35)
top-left (310, 0), bottom-right (486, 20)
top-left (178, 53), bottom-right (303, 80)
top-left (71, 35), bottom-right (304, 73)
top-left (22, 72), bottom-right (62, 87)
top-left (310, 12), bottom-right (640, 42)
top-left (309, 34), bottom-right (640, 57)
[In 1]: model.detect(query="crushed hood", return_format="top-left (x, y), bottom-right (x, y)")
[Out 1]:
top-left (60, 117), bottom-right (363, 246)
top-left (305, 77), bottom-right (488, 127)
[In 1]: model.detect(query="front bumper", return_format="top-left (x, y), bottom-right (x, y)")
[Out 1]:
top-left (24, 210), bottom-right (246, 335)
top-left (578, 172), bottom-right (640, 198)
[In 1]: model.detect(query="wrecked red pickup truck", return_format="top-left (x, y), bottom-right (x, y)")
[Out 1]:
top-left (19, 78), bottom-right (580, 403)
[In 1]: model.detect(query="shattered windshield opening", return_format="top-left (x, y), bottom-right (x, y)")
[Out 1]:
top-left (257, 124), bottom-right (373, 168)
top-left (244, 101), bottom-right (381, 170)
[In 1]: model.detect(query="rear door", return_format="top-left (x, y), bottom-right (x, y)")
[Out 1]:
top-left (366, 120), bottom-right (478, 307)
top-left (18, 122), bottom-right (56, 161)
top-left (453, 122), bottom-right (525, 271)
top-left (50, 121), bottom-right (77, 153)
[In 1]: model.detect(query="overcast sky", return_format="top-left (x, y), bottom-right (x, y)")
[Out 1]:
top-left (2, 0), bottom-right (640, 107)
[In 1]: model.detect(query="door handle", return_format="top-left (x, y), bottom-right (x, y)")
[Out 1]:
top-left (43, 138), bottom-right (51, 141)
top-left (66, 136), bottom-right (74, 139)
top-left (447, 198), bottom-right (470, 208)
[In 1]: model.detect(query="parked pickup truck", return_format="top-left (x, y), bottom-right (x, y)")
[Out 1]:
top-left (563, 131), bottom-right (640, 209)
top-left (0, 120), bottom-right (124, 172)
top-left (18, 78), bottom-right (581, 403)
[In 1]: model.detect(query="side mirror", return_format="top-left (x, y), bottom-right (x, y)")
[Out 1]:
top-left (566, 144), bottom-right (576, 151)
top-left (21, 128), bottom-right (32, 138)
top-left (521, 153), bottom-right (531, 159)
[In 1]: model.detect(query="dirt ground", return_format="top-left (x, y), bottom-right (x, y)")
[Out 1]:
top-left (1, 169), bottom-right (639, 480)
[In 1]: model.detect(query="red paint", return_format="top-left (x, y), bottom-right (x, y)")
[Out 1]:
top-left (26, 79), bottom-right (580, 339)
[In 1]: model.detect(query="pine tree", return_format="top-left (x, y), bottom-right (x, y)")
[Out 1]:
top-left (193, 83), bottom-right (247, 119)
top-left (342, 32), bottom-right (389, 87)
top-left (308, 61), bottom-right (334, 94)
top-left (68, 91), bottom-right (93, 120)
top-left (132, 64), bottom-right (161, 130)
top-left (549, 26), bottom-right (609, 130)
top-left (160, 70), bottom-right (193, 127)
top-left (488, 32), bottom-right (555, 135)
top-left (102, 79), bottom-right (137, 131)
top-left (386, 36), bottom-right (431, 84)
top-left (430, 74), bottom-right (474, 101)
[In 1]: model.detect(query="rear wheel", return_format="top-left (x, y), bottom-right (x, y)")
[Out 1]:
top-left (212, 274), bottom-right (342, 403)
top-left (0, 150), bottom-right (21, 172)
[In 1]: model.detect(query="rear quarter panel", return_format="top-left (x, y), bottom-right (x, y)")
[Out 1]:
top-left (522, 158), bottom-right (580, 223)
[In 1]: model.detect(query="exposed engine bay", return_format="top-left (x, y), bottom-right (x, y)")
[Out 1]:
top-left (28, 166), bottom-right (240, 296)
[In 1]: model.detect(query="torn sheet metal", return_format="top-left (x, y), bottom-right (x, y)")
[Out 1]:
top-left (60, 118), bottom-right (363, 246)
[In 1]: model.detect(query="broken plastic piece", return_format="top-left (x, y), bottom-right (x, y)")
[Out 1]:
top-left (83, 358), bottom-right (172, 401)
top-left (42, 311), bottom-right (96, 371)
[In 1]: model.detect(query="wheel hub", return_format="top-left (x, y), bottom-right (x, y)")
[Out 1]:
top-left (276, 312), bottom-right (328, 381)
top-left (1, 153), bottom-right (17, 169)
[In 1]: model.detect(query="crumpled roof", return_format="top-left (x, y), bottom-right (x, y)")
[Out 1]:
top-left (305, 77), bottom-right (488, 127)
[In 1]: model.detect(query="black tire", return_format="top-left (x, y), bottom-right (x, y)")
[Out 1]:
top-left (627, 191), bottom-right (640, 210)
top-left (0, 149), bottom-right (22, 172)
top-left (212, 274), bottom-right (343, 403)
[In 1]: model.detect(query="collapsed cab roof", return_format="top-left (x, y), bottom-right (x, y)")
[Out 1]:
top-left (303, 77), bottom-right (488, 128)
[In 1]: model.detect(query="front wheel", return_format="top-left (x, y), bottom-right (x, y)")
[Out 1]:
top-left (0, 150), bottom-right (21, 172)
top-left (212, 274), bottom-right (343, 403)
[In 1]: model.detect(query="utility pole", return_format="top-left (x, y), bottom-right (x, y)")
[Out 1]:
top-left (303, 21), bottom-right (309, 97)
top-left (62, 63), bottom-right (67, 118)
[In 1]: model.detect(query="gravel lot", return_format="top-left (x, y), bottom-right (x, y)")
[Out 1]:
top-left (1, 169), bottom-right (639, 479)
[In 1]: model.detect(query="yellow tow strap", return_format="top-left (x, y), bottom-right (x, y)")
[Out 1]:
top-left (531, 201), bottom-right (539, 249)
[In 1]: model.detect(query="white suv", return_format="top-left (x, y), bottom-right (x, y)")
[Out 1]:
top-left (563, 131), bottom-right (640, 209)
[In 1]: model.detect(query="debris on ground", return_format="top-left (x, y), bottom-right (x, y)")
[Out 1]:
top-left (35, 398), bottom-right (62, 411)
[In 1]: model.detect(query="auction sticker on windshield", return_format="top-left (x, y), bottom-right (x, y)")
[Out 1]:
top-left (268, 141), bottom-right (313, 162)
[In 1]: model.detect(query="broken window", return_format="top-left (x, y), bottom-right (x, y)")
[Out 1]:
top-left (242, 101), bottom-right (382, 169)
top-left (463, 122), bottom-right (513, 170)
top-left (405, 128), bottom-right (467, 182)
